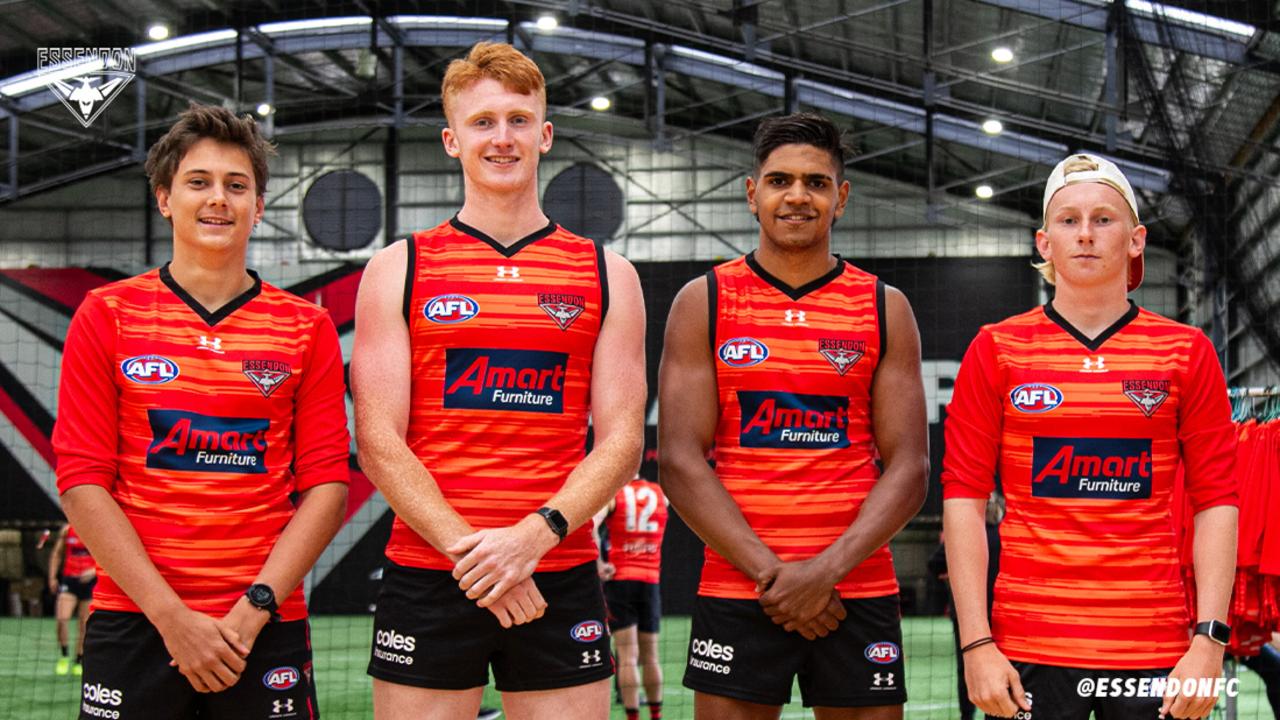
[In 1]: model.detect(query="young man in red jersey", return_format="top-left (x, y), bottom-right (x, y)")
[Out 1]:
top-left (597, 475), bottom-right (668, 720)
top-left (47, 523), bottom-right (95, 675)
top-left (659, 113), bottom-right (929, 719)
top-left (53, 103), bottom-right (351, 720)
top-left (942, 154), bottom-right (1238, 720)
top-left (353, 41), bottom-right (646, 720)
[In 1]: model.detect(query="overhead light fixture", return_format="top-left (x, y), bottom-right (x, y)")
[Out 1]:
top-left (982, 119), bottom-right (1004, 135)
top-left (147, 24), bottom-right (170, 41)
top-left (256, 102), bottom-right (273, 117)
top-left (536, 14), bottom-right (558, 30)
top-left (590, 96), bottom-right (611, 111)
top-left (975, 185), bottom-right (994, 199)
top-left (991, 47), bottom-right (1014, 63)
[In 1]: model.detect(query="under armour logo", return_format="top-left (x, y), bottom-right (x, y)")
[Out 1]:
top-left (198, 336), bottom-right (224, 354)
top-left (495, 266), bottom-right (521, 280)
top-left (873, 672), bottom-right (895, 687)
top-left (272, 698), bottom-right (294, 714)
top-left (784, 309), bottom-right (807, 325)
top-left (1082, 356), bottom-right (1106, 372)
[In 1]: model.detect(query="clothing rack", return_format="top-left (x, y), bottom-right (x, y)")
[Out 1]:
top-left (1228, 386), bottom-right (1280, 398)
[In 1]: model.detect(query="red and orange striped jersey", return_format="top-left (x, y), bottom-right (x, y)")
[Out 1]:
top-left (702, 252), bottom-right (898, 600)
top-left (606, 478), bottom-right (667, 583)
top-left (53, 266), bottom-right (351, 621)
top-left (942, 302), bottom-right (1237, 669)
top-left (386, 218), bottom-right (605, 571)
top-left (61, 526), bottom-right (94, 578)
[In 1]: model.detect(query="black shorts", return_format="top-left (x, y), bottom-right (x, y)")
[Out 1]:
top-left (79, 610), bottom-right (318, 720)
top-left (683, 594), bottom-right (907, 707)
top-left (605, 580), bottom-right (661, 634)
top-left (986, 662), bottom-right (1175, 720)
top-left (368, 561), bottom-right (613, 692)
top-left (59, 575), bottom-right (96, 601)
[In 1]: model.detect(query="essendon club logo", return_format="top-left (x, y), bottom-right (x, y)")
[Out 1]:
top-left (1031, 437), bottom-right (1152, 499)
top-left (718, 337), bottom-right (768, 367)
top-left (146, 409), bottom-right (269, 474)
top-left (738, 390), bottom-right (850, 449)
top-left (1122, 379), bottom-right (1170, 417)
top-left (443, 348), bottom-right (568, 413)
top-left (243, 359), bottom-right (292, 398)
top-left (538, 293), bottom-right (586, 331)
top-left (818, 338), bottom-right (865, 376)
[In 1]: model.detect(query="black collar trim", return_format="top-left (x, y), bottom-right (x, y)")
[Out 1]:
top-left (450, 215), bottom-right (557, 258)
top-left (160, 262), bottom-right (262, 327)
top-left (1043, 300), bottom-right (1139, 352)
top-left (744, 251), bottom-right (845, 301)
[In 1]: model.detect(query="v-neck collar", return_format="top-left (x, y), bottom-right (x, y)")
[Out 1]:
top-left (160, 262), bottom-right (261, 327)
top-left (1043, 300), bottom-right (1139, 352)
top-left (745, 251), bottom-right (845, 301)
top-left (450, 215), bottom-right (557, 259)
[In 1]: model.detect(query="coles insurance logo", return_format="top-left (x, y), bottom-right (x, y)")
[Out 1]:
top-left (718, 337), bottom-right (768, 367)
top-left (424, 294), bottom-right (479, 324)
top-left (570, 620), bottom-right (605, 643)
top-left (262, 666), bottom-right (299, 691)
top-left (1009, 383), bottom-right (1063, 413)
top-left (121, 355), bottom-right (179, 384)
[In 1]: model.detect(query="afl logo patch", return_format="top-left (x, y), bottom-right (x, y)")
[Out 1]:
top-left (262, 666), bottom-right (299, 691)
top-left (718, 337), bottom-right (769, 367)
top-left (570, 620), bottom-right (605, 643)
top-left (864, 642), bottom-right (900, 664)
top-left (424, 294), bottom-right (479, 324)
top-left (1009, 383), bottom-right (1063, 413)
top-left (121, 355), bottom-right (179, 384)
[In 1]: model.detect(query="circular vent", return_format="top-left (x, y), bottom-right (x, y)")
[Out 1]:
top-left (542, 163), bottom-right (624, 243)
top-left (302, 170), bottom-right (382, 250)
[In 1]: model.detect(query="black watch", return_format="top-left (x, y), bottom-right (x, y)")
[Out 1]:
top-left (245, 583), bottom-right (280, 622)
top-left (534, 506), bottom-right (568, 543)
top-left (1194, 620), bottom-right (1230, 646)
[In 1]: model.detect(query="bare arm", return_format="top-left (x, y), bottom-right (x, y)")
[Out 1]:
top-left (451, 249), bottom-right (647, 603)
top-left (47, 526), bottom-right (68, 593)
top-left (658, 277), bottom-right (779, 582)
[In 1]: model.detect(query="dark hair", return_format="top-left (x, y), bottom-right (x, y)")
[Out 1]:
top-left (144, 102), bottom-right (276, 197)
top-left (752, 112), bottom-right (850, 181)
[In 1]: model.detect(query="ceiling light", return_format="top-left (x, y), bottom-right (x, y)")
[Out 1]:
top-left (256, 102), bottom-right (273, 117)
top-left (590, 96), bottom-right (611, 111)
top-left (991, 47), bottom-right (1014, 63)
top-left (147, 24), bottom-right (170, 41)
top-left (982, 119), bottom-right (1003, 135)
top-left (536, 15), bottom-right (558, 30)
top-left (975, 185), bottom-right (994, 200)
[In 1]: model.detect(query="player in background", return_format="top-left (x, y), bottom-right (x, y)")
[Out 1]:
top-left (53, 103), bottom-right (350, 719)
top-left (660, 112), bottom-right (929, 719)
top-left (354, 41), bottom-right (645, 720)
top-left (47, 523), bottom-right (95, 675)
top-left (597, 474), bottom-right (668, 720)
top-left (942, 153), bottom-right (1237, 720)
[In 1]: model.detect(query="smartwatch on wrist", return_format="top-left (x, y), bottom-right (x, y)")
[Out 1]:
top-left (534, 506), bottom-right (568, 543)
top-left (1194, 620), bottom-right (1230, 646)
top-left (245, 583), bottom-right (281, 622)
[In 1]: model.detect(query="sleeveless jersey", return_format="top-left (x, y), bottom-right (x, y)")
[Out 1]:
top-left (386, 217), bottom-right (606, 571)
top-left (942, 303), bottom-right (1237, 669)
top-left (702, 252), bottom-right (898, 599)
top-left (606, 479), bottom-right (667, 584)
top-left (53, 266), bottom-right (351, 621)
top-left (61, 527), bottom-right (95, 578)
